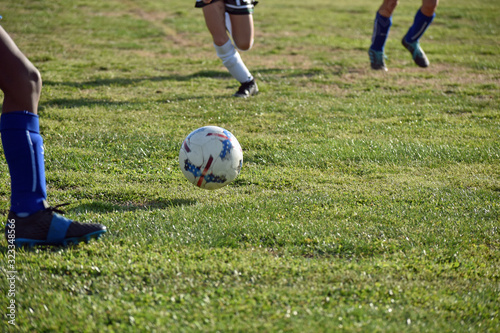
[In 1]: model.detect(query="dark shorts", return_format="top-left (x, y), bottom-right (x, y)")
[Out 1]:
top-left (195, 0), bottom-right (257, 15)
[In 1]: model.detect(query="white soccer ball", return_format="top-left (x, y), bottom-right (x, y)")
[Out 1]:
top-left (179, 126), bottom-right (243, 190)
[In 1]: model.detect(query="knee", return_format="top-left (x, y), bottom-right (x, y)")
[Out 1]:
top-left (234, 39), bottom-right (253, 52)
top-left (10, 59), bottom-right (43, 99)
top-left (19, 65), bottom-right (43, 105)
top-left (213, 35), bottom-right (230, 47)
top-left (28, 65), bottom-right (42, 99)
top-left (379, 0), bottom-right (399, 17)
top-left (0, 52), bottom-right (42, 113)
top-left (3, 62), bottom-right (42, 103)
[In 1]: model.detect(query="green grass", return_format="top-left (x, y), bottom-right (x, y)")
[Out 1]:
top-left (1, 0), bottom-right (499, 331)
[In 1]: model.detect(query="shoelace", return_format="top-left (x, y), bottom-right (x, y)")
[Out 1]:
top-left (48, 203), bottom-right (71, 215)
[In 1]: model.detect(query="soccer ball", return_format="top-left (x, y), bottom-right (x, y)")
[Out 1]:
top-left (179, 126), bottom-right (243, 190)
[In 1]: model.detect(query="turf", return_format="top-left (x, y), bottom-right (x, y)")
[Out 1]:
top-left (0, 0), bottom-right (499, 332)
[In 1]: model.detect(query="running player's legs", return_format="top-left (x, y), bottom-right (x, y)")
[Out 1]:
top-left (197, 0), bottom-right (258, 97)
top-left (0, 26), bottom-right (41, 114)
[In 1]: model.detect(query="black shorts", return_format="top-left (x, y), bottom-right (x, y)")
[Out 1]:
top-left (195, 0), bottom-right (257, 15)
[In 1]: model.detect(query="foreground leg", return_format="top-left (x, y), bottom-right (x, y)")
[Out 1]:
top-left (0, 26), bottom-right (106, 247)
top-left (0, 26), bottom-right (46, 214)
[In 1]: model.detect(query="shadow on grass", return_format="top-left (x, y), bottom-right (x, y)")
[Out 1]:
top-left (42, 70), bottom-right (232, 89)
top-left (40, 96), bottom-right (208, 111)
top-left (71, 198), bottom-right (197, 214)
top-left (42, 66), bottom-right (340, 90)
top-left (39, 66), bottom-right (352, 110)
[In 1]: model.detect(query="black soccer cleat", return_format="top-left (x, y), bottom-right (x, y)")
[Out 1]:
top-left (4, 201), bottom-right (107, 248)
top-left (234, 79), bottom-right (259, 98)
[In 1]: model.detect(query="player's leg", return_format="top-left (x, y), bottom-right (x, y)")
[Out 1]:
top-left (0, 25), bottom-right (46, 215)
top-left (402, 0), bottom-right (438, 67)
top-left (368, 0), bottom-right (398, 71)
top-left (229, 13), bottom-right (254, 51)
top-left (0, 25), bottom-right (106, 247)
top-left (0, 28), bottom-right (41, 115)
top-left (202, 1), bottom-right (231, 47)
top-left (201, 1), bottom-right (257, 97)
top-left (227, 12), bottom-right (258, 97)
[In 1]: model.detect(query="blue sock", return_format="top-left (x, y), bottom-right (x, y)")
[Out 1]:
top-left (370, 12), bottom-right (392, 52)
top-left (404, 9), bottom-right (435, 43)
top-left (1, 111), bottom-right (47, 215)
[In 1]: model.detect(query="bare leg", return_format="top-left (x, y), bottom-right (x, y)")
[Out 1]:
top-left (421, 0), bottom-right (438, 16)
top-left (0, 26), bottom-right (42, 115)
top-left (378, 0), bottom-right (398, 17)
top-left (230, 14), bottom-right (254, 51)
top-left (202, 1), bottom-right (230, 46)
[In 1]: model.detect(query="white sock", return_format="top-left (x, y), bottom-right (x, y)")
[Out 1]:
top-left (214, 40), bottom-right (253, 83)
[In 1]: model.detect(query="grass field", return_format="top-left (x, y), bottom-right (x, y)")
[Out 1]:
top-left (1, 0), bottom-right (499, 331)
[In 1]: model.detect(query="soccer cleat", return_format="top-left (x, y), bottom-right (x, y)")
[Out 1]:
top-left (402, 38), bottom-right (429, 68)
top-left (4, 201), bottom-right (106, 248)
top-left (368, 49), bottom-right (388, 71)
top-left (234, 79), bottom-right (259, 98)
